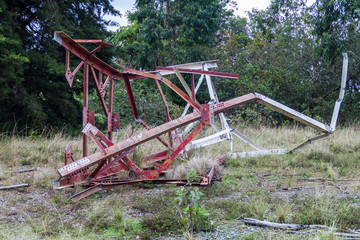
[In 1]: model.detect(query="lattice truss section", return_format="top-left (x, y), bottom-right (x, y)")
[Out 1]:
top-left (52, 31), bottom-right (348, 201)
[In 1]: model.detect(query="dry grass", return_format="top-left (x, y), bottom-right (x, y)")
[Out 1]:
top-left (166, 152), bottom-right (222, 179)
top-left (1, 124), bottom-right (359, 186)
top-left (0, 124), bottom-right (360, 239)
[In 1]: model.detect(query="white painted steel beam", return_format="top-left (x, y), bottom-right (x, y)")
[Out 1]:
top-left (203, 64), bottom-right (230, 130)
top-left (173, 67), bottom-right (194, 100)
top-left (289, 133), bottom-right (331, 153)
top-left (228, 149), bottom-right (287, 159)
top-left (158, 60), bottom-right (218, 76)
top-left (330, 53), bottom-right (348, 131)
top-left (185, 130), bottom-right (230, 151)
top-left (231, 129), bottom-right (265, 151)
top-left (255, 93), bottom-right (333, 133)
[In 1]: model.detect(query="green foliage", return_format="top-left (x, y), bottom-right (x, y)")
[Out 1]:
top-left (172, 170), bottom-right (211, 237)
top-left (0, 0), bottom-right (119, 130)
top-left (212, 0), bottom-right (360, 125)
top-left (293, 195), bottom-right (360, 230)
top-left (2, 0), bottom-right (360, 132)
top-left (112, 0), bottom-right (233, 69)
top-left (205, 198), bottom-right (249, 220)
top-left (84, 200), bottom-right (142, 238)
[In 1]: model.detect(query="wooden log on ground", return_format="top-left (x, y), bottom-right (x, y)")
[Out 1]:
top-left (244, 218), bottom-right (304, 230)
top-left (0, 184), bottom-right (29, 190)
top-left (243, 218), bottom-right (360, 237)
top-left (12, 168), bottom-right (35, 173)
top-left (333, 232), bottom-right (360, 237)
top-left (0, 168), bottom-right (35, 174)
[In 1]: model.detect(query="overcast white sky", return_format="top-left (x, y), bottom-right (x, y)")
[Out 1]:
top-left (104, 0), bottom-right (274, 31)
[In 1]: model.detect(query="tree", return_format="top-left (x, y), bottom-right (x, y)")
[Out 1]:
top-left (0, 0), bottom-right (120, 130)
top-left (112, 0), bottom-right (233, 70)
top-left (310, 0), bottom-right (360, 63)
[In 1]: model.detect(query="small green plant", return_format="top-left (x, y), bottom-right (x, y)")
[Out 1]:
top-left (274, 202), bottom-right (292, 223)
top-left (173, 170), bottom-right (210, 239)
top-left (250, 198), bottom-right (269, 220)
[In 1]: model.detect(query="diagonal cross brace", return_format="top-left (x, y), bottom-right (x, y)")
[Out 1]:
top-left (58, 94), bottom-right (257, 177)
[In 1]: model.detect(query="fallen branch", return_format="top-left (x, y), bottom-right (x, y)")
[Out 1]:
top-left (1, 168), bottom-right (35, 174)
top-left (347, 228), bottom-right (360, 234)
top-left (243, 218), bottom-right (360, 237)
top-left (0, 184), bottom-right (29, 190)
top-left (243, 218), bottom-right (304, 230)
top-left (301, 177), bottom-right (356, 182)
top-left (333, 232), bottom-right (360, 237)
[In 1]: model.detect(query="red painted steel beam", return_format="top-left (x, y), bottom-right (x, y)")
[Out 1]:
top-left (155, 66), bottom-right (239, 79)
top-left (156, 122), bottom-right (204, 174)
top-left (137, 119), bottom-right (171, 149)
top-left (54, 31), bottom-right (131, 79)
top-left (154, 79), bottom-right (173, 146)
top-left (58, 93), bottom-right (257, 178)
top-left (74, 39), bottom-right (114, 48)
top-left (123, 75), bottom-right (139, 119)
top-left (124, 68), bottom-right (201, 111)
top-left (54, 32), bottom-right (201, 109)
top-left (83, 63), bottom-right (89, 157)
top-left (108, 77), bottom-right (114, 140)
top-left (90, 67), bottom-right (109, 116)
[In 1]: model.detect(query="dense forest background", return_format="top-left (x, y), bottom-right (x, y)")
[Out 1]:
top-left (0, 0), bottom-right (359, 133)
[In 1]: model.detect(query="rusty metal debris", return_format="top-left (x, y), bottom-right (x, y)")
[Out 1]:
top-left (52, 31), bottom-right (348, 201)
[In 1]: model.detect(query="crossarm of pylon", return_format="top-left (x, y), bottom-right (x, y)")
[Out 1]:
top-left (57, 94), bottom-right (257, 178)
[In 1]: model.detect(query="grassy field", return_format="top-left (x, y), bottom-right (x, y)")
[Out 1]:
top-left (0, 124), bottom-right (360, 239)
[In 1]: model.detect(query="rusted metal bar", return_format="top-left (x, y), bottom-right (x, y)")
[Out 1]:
top-left (108, 77), bottom-right (114, 140)
top-left (124, 68), bottom-right (201, 111)
top-left (156, 122), bottom-right (204, 174)
top-left (154, 79), bottom-right (173, 146)
top-left (191, 74), bottom-right (195, 100)
top-left (98, 71), bottom-right (103, 86)
top-left (142, 150), bottom-right (168, 167)
top-left (101, 76), bottom-right (109, 98)
top-left (70, 175), bottom-right (218, 202)
top-left (136, 119), bottom-right (171, 149)
top-left (65, 51), bottom-right (84, 87)
top-left (123, 75), bottom-right (139, 119)
top-left (71, 185), bottom-right (102, 202)
top-left (64, 143), bottom-right (75, 165)
top-left (93, 149), bottom-right (134, 179)
top-left (83, 63), bottom-right (89, 157)
top-left (65, 49), bottom-right (71, 85)
top-left (90, 66), bottom-right (108, 116)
